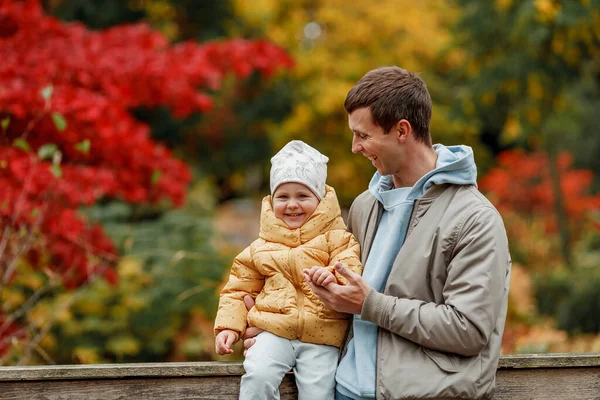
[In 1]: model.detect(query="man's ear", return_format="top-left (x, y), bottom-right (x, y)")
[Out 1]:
top-left (396, 119), bottom-right (411, 143)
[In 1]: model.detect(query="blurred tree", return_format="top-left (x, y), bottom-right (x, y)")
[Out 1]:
top-left (229, 0), bottom-right (488, 206)
top-left (43, 0), bottom-right (146, 29)
top-left (44, 0), bottom-right (233, 41)
top-left (0, 0), bottom-right (292, 364)
top-left (451, 0), bottom-right (600, 266)
top-left (45, 0), bottom-right (296, 202)
top-left (48, 199), bottom-right (227, 363)
top-left (479, 149), bottom-right (600, 267)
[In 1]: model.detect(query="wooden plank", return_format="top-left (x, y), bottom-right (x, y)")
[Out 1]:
top-left (1, 353), bottom-right (599, 381)
top-left (0, 354), bottom-right (600, 399)
top-left (1, 368), bottom-right (599, 400)
top-left (498, 352), bottom-right (600, 369)
top-left (0, 362), bottom-right (245, 381)
top-left (495, 367), bottom-right (600, 400)
top-left (0, 376), bottom-right (298, 400)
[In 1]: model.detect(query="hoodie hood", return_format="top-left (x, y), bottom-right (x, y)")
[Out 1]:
top-left (369, 144), bottom-right (478, 203)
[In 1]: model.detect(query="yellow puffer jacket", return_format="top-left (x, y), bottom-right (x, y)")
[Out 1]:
top-left (214, 185), bottom-right (362, 348)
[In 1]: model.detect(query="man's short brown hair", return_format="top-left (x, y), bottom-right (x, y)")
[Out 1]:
top-left (344, 66), bottom-right (432, 145)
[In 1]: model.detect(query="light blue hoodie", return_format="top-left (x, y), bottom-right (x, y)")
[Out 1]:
top-left (335, 144), bottom-right (478, 399)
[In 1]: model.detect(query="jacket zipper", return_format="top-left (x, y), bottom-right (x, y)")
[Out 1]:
top-left (290, 248), bottom-right (305, 339)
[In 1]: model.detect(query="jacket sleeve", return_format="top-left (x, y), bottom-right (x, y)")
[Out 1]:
top-left (214, 245), bottom-right (265, 342)
top-left (327, 230), bottom-right (363, 285)
top-left (361, 206), bottom-right (511, 356)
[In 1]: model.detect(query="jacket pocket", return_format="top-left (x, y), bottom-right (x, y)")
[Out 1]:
top-left (422, 347), bottom-right (459, 373)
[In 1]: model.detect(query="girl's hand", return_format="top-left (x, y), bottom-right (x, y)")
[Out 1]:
top-left (215, 330), bottom-right (237, 355)
top-left (303, 266), bottom-right (338, 287)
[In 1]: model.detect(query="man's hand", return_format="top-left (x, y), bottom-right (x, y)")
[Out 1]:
top-left (305, 266), bottom-right (338, 287)
top-left (215, 330), bottom-right (236, 355)
top-left (241, 295), bottom-right (263, 356)
top-left (303, 262), bottom-right (370, 315)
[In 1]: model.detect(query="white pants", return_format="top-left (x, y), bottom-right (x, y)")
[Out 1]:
top-left (240, 331), bottom-right (339, 400)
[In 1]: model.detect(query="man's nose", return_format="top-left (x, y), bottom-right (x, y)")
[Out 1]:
top-left (351, 137), bottom-right (361, 154)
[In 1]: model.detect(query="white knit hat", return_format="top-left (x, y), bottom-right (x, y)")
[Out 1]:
top-left (270, 140), bottom-right (328, 200)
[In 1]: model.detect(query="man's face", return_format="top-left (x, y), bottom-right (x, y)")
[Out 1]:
top-left (272, 182), bottom-right (320, 229)
top-left (349, 107), bottom-right (399, 176)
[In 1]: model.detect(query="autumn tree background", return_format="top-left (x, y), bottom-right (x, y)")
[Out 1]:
top-left (1, 0), bottom-right (599, 365)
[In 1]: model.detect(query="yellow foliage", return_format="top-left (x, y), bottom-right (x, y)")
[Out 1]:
top-left (13, 266), bottom-right (45, 291)
top-left (55, 308), bottom-right (72, 323)
top-left (118, 256), bottom-right (143, 279)
top-left (507, 264), bottom-right (535, 318)
top-left (129, 0), bottom-right (179, 39)
top-left (514, 321), bottom-right (568, 353)
top-left (526, 108), bottom-right (542, 126)
top-left (564, 46), bottom-right (581, 66)
top-left (462, 100), bottom-right (475, 117)
top-left (123, 295), bottom-right (149, 311)
top-left (527, 73), bottom-right (545, 100)
top-left (534, 0), bottom-right (561, 23)
top-left (232, 0), bottom-right (468, 204)
top-left (106, 336), bottom-right (141, 356)
top-left (1, 287), bottom-right (26, 310)
top-left (40, 334), bottom-right (57, 352)
top-left (502, 115), bottom-right (522, 142)
top-left (551, 33), bottom-right (565, 54)
top-left (551, 334), bottom-right (600, 353)
top-left (481, 92), bottom-right (496, 106)
top-left (73, 297), bottom-right (105, 316)
top-left (109, 305), bottom-right (129, 321)
top-left (27, 302), bottom-right (51, 328)
top-left (495, 0), bottom-right (513, 11)
top-left (501, 79), bottom-right (520, 94)
top-left (73, 347), bottom-right (102, 364)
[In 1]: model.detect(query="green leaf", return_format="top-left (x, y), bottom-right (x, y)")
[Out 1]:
top-left (38, 143), bottom-right (59, 160)
top-left (41, 85), bottom-right (53, 101)
top-left (51, 112), bottom-right (67, 132)
top-left (13, 138), bottom-right (31, 152)
top-left (1, 117), bottom-right (9, 131)
top-left (151, 170), bottom-right (161, 185)
top-left (74, 139), bottom-right (91, 154)
top-left (51, 164), bottom-right (62, 178)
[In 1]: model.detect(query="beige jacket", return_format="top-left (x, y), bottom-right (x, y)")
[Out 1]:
top-left (215, 185), bottom-right (362, 348)
top-left (345, 184), bottom-right (511, 399)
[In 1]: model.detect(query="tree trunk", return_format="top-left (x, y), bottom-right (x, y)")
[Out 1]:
top-left (546, 143), bottom-right (572, 268)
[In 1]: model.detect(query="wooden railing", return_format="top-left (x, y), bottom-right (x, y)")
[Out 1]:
top-left (1, 353), bottom-right (599, 399)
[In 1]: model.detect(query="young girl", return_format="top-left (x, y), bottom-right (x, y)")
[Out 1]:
top-left (214, 140), bottom-right (362, 399)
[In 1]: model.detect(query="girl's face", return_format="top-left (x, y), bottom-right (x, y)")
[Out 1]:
top-left (272, 182), bottom-right (320, 229)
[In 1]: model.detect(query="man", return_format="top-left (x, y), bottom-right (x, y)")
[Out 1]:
top-left (303, 66), bottom-right (511, 400)
top-left (246, 66), bottom-right (511, 399)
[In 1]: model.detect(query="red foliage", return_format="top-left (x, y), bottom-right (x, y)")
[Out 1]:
top-left (479, 149), bottom-right (600, 231)
top-left (0, 0), bottom-right (293, 288)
